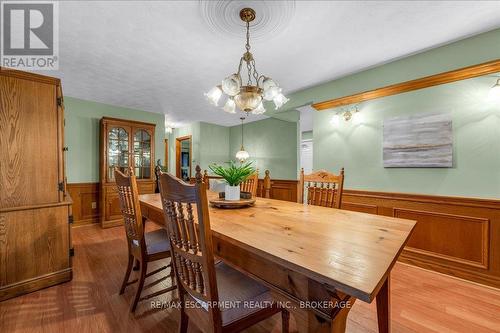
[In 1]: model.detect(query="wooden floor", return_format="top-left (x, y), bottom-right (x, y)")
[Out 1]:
top-left (1, 224), bottom-right (499, 333)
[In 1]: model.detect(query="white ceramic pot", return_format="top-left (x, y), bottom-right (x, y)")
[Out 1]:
top-left (225, 185), bottom-right (240, 201)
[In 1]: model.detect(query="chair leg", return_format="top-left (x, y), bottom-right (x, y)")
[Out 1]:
top-left (133, 259), bottom-right (140, 271)
top-left (169, 260), bottom-right (176, 285)
top-left (281, 309), bottom-right (290, 333)
top-left (119, 255), bottom-right (134, 295)
top-left (179, 309), bottom-right (188, 333)
top-left (131, 260), bottom-right (147, 313)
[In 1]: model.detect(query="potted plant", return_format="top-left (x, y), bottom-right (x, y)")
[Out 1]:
top-left (209, 161), bottom-right (255, 200)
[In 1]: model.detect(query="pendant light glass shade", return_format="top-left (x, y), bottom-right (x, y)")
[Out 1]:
top-left (273, 93), bottom-right (289, 110)
top-left (222, 74), bottom-right (241, 96)
top-left (262, 78), bottom-right (280, 101)
top-left (236, 148), bottom-right (250, 162)
top-left (234, 86), bottom-right (263, 112)
top-left (205, 86), bottom-right (222, 106)
top-left (223, 98), bottom-right (236, 113)
top-left (252, 101), bottom-right (266, 115)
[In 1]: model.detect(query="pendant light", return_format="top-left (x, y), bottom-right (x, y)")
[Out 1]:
top-left (235, 117), bottom-right (250, 162)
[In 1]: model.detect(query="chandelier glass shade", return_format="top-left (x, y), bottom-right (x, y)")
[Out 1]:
top-left (205, 8), bottom-right (288, 115)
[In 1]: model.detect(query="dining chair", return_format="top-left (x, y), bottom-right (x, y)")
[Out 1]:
top-left (298, 167), bottom-right (345, 208)
top-left (240, 170), bottom-right (259, 197)
top-left (158, 166), bottom-right (289, 333)
top-left (114, 167), bottom-right (176, 313)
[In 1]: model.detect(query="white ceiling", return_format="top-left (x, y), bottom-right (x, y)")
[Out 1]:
top-left (48, 0), bottom-right (500, 127)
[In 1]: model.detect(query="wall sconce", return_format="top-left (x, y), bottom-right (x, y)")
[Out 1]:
top-left (331, 105), bottom-right (360, 125)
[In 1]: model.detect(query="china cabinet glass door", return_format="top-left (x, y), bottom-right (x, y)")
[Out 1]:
top-left (107, 127), bottom-right (130, 181)
top-left (133, 129), bottom-right (152, 179)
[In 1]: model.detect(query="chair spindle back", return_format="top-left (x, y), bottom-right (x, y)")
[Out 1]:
top-left (298, 168), bottom-right (345, 209)
top-left (158, 166), bottom-right (221, 324)
top-left (114, 167), bottom-right (144, 245)
top-left (240, 170), bottom-right (259, 197)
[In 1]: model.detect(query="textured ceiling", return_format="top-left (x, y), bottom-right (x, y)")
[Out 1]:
top-left (48, 0), bottom-right (500, 127)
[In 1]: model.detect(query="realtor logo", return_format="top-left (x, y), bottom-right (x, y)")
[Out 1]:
top-left (1, 1), bottom-right (59, 70)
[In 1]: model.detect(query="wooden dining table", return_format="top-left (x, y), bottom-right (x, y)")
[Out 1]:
top-left (139, 191), bottom-right (416, 333)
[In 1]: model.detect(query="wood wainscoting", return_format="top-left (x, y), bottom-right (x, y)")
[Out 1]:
top-left (67, 183), bottom-right (100, 226)
top-left (256, 178), bottom-right (298, 202)
top-left (342, 190), bottom-right (500, 289)
top-left (68, 181), bottom-right (500, 289)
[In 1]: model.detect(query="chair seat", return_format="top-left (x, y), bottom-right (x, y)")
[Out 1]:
top-left (192, 262), bottom-right (273, 326)
top-left (145, 228), bottom-right (170, 256)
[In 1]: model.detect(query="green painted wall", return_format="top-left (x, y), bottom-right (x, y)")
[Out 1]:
top-left (314, 75), bottom-right (500, 198)
top-left (229, 118), bottom-right (298, 179)
top-left (199, 122), bottom-right (230, 172)
top-left (281, 28), bottom-right (500, 199)
top-left (65, 97), bottom-right (164, 183)
top-left (167, 119), bottom-right (297, 179)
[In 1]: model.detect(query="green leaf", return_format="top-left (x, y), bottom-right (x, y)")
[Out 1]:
top-left (209, 160), bottom-right (256, 186)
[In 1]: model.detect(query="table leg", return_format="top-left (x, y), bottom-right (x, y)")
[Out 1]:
top-left (376, 275), bottom-right (391, 333)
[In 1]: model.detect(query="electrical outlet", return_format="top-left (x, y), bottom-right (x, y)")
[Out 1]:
top-left (91, 202), bottom-right (97, 209)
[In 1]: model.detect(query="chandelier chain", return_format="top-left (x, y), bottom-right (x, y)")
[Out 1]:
top-left (245, 21), bottom-right (251, 53)
top-left (246, 61), bottom-right (252, 85)
top-left (251, 59), bottom-right (259, 86)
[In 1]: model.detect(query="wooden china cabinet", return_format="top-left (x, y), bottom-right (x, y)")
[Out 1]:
top-left (99, 117), bottom-right (156, 228)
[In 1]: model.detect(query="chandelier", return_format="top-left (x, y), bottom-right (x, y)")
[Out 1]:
top-left (205, 8), bottom-right (288, 115)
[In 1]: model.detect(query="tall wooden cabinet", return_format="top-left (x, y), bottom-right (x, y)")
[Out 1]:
top-left (100, 117), bottom-right (156, 228)
top-left (0, 67), bottom-right (72, 301)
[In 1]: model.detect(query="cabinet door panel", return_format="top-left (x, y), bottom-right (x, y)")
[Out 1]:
top-left (105, 192), bottom-right (123, 222)
top-left (0, 76), bottom-right (59, 208)
top-left (0, 205), bottom-right (70, 287)
top-left (133, 128), bottom-right (153, 180)
top-left (106, 126), bottom-right (132, 183)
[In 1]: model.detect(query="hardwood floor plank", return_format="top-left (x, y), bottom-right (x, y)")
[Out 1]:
top-left (0, 224), bottom-right (499, 333)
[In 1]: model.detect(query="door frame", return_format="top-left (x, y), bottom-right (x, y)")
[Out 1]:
top-left (164, 138), bottom-right (169, 170)
top-left (175, 135), bottom-right (192, 179)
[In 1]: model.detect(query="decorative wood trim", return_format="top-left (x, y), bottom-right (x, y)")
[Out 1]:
top-left (100, 116), bottom-right (156, 127)
top-left (312, 59), bottom-right (500, 110)
top-left (164, 138), bottom-right (169, 169)
top-left (393, 208), bottom-right (490, 270)
top-left (344, 189), bottom-right (500, 209)
top-left (0, 66), bottom-right (61, 85)
top-left (175, 135), bottom-right (192, 179)
top-left (342, 202), bottom-right (378, 215)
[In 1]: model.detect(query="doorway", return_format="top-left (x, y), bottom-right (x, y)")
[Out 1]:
top-left (175, 135), bottom-right (192, 181)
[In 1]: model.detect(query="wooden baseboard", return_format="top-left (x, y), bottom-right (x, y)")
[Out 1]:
top-left (0, 268), bottom-right (72, 301)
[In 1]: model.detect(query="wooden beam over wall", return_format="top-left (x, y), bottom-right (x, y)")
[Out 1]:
top-left (312, 59), bottom-right (500, 111)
